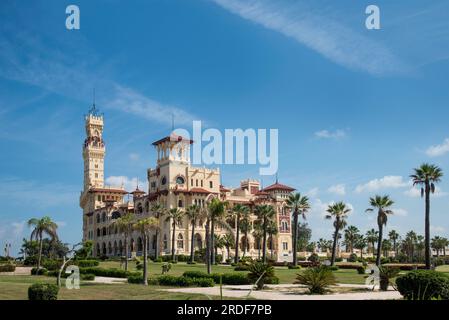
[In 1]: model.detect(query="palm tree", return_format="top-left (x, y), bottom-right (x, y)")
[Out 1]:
top-left (325, 202), bottom-right (350, 266)
top-left (208, 198), bottom-right (228, 264)
top-left (214, 234), bottom-right (225, 262)
top-left (382, 239), bottom-right (392, 258)
top-left (403, 231), bottom-right (418, 262)
top-left (165, 208), bottom-right (184, 261)
top-left (266, 221), bottom-right (278, 259)
top-left (365, 195), bottom-right (394, 266)
top-left (366, 228), bottom-right (379, 258)
top-left (185, 204), bottom-right (202, 263)
top-left (354, 235), bottom-right (367, 259)
top-left (443, 238), bottom-right (449, 257)
top-left (254, 204), bottom-right (276, 263)
top-left (114, 212), bottom-right (135, 271)
top-left (431, 236), bottom-right (445, 257)
top-left (239, 209), bottom-right (252, 257)
top-left (229, 204), bottom-right (249, 263)
top-left (222, 233), bottom-right (234, 261)
top-left (133, 217), bottom-right (159, 285)
top-left (411, 163), bottom-right (443, 269)
top-left (28, 216), bottom-right (58, 270)
top-left (150, 203), bottom-right (167, 259)
top-left (388, 230), bottom-right (400, 256)
top-left (344, 226), bottom-right (360, 254)
top-left (286, 193), bottom-right (310, 267)
top-left (317, 238), bottom-right (332, 255)
top-left (252, 222), bottom-right (263, 259)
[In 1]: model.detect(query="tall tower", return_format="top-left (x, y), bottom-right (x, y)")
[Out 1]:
top-left (82, 105), bottom-right (105, 191)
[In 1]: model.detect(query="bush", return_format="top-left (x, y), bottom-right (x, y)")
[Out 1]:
top-left (382, 263), bottom-right (426, 271)
top-left (297, 256), bottom-right (307, 261)
top-left (99, 255), bottom-right (109, 261)
top-left (295, 266), bottom-right (336, 294)
top-left (128, 275), bottom-right (143, 284)
top-left (308, 253), bottom-right (320, 263)
top-left (76, 260), bottom-right (99, 268)
top-left (396, 270), bottom-right (449, 300)
top-left (81, 273), bottom-right (95, 281)
top-left (28, 283), bottom-right (59, 300)
top-left (157, 275), bottom-right (214, 287)
top-left (357, 266), bottom-right (366, 274)
top-left (154, 257), bottom-right (163, 263)
top-left (348, 253), bottom-right (358, 263)
top-left (433, 258), bottom-right (445, 267)
top-left (248, 261), bottom-right (275, 290)
top-left (42, 260), bottom-right (63, 271)
top-left (193, 277), bottom-right (215, 287)
top-left (31, 267), bottom-right (48, 276)
top-left (183, 271), bottom-right (209, 279)
top-left (288, 265), bottom-right (301, 270)
top-left (328, 266), bottom-right (339, 271)
top-left (335, 263), bottom-right (361, 270)
top-left (379, 266), bottom-right (400, 291)
top-left (335, 257), bottom-right (343, 263)
top-left (182, 271), bottom-right (251, 285)
top-left (24, 256), bottom-right (38, 266)
top-left (0, 264), bottom-right (16, 272)
top-left (78, 267), bottom-right (138, 278)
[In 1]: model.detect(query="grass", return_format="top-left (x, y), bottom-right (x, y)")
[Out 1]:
top-left (0, 275), bottom-right (225, 300)
top-left (98, 260), bottom-right (368, 285)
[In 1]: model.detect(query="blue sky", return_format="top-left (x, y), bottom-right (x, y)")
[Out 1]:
top-left (1, 0), bottom-right (449, 255)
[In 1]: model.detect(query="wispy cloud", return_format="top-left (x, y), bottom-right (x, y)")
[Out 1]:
top-left (404, 186), bottom-right (448, 198)
top-left (105, 176), bottom-right (148, 193)
top-left (425, 138), bottom-right (449, 157)
top-left (328, 184), bottom-right (346, 196)
top-left (212, 0), bottom-right (407, 75)
top-left (314, 129), bottom-right (347, 140)
top-left (0, 31), bottom-right (197, 125)
top-left (355, 176), bottom-right (409, 193)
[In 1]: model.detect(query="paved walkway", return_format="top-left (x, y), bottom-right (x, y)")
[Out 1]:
top-left (163, 284), bottom-right (402, 300)
top-left (90, 276), bottom-right (127, 284)
top-left (0, 267), bottom-right (32, 276)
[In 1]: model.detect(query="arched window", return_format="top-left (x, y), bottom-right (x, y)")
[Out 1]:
top-left (97, 228), bottom-right (101, 237)
top-left (102, 212), bottom-right (106, 223)
top-left (178, 199), bottom-right (183, 208)
top-left (163, 235), bottom-right (168, 250)
top-left (176, 176), bottom-right (185, 184)
top-left (102, 243), bottom-right (106, 255)
top-left (96, 214), bottom-right (100, 223)
top-left (96, 243), bottom-right (100, 256)
top-left (102, 227), bottom-right (107, 236)
top-left (194, 233), bottom-right (202, 250)
top-left (137, 203), bottom-right (143, 214)
top-left (111, 211), bottom-right (121, 219)
top-left (280, 220), bottom-right (288, 232)
top-left (177, 233), bottom-right (184, 249)
top-left (108, 242), bottom-right (112, 254)
top-left (145, 201), bottom-right (149, 212)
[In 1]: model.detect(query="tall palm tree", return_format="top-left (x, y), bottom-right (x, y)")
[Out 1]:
top-left (254, 204), bottom-right (276, 263)
top-left (114, 212), bottom-right (135, 271)
top-left (213, 234), bottom-right (225, 262)
top-left (133, 217), bottom-right (159, 285)
top-left (208, 198), bottom-right (228, 265)
top-left (317, 238), bottom-right (332, 255)
top-left (266, 220), bottom-right (278, 259)
top-left (165, 208), bottom-right (184, 261)
top-left (431, 236), bottom-right (443, 257)
top-left (381, 239), bottom-right (392, 258)
top-left (325, 202), bottom-right (350, 266)
top-left (388, 230), bottom-right (400, 256)
top-left (185, 204), bottom-right (202, 263)
top-left (252, 224), bottom-right (263, 259)
top-left (354, 235), bottom-right (367, 259)
top-left (229, 204), bottom-right (249, 263)
top-left (239, 208), bottom-right (252, 257)
top-left (150, 203), bottom-right (167, 259)
top-left (344, 225), bottom-right (360, 254)
top-left (403, 231), bottom-right (417, 262)
top-left (411, 163), bottom-right (443, 269)
top-left (366, 228), bottom-right (379, 258)
top-left (28, 216), bottom-right (58, 270)
top-left (286, 193), bottom-right (310, 267)
top-left (365, 195), bottom-right (394, 266)
top-left (222, 233), bottom-right (234, 261)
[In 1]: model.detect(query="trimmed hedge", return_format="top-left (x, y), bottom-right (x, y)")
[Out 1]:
top-left (157, 275), bottom-right (215, 287)
top-left (182, 271), bottom-right (251, 285)
top-left (357, 266), bottom-right (366, 274)
top-left (382, 264), bottom-right (426, 271)
top-left (0, 264), bottom-right (16, 272)
top-left (31, 267), bottom-right (48, 275)
top-left (28, 283), bottom-right (59, 300)
top-left (42, 260), bottom-right (63, 271)
top-left (75, 260), bottom-right (99, 268)
top-left (79, 267), bottom-right (140, 278)
top-left (396, 270), bottom-right (449, 300)
top-left (335, 263), bottom-right (361, 270)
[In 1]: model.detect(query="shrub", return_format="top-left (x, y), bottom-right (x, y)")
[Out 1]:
top-left (78, 267), bottom-right (137, 278)
top-left (0, 264), bottom-right (16, 272)
top-left (396, 270), bottom-right (449, 300)
top-left (234, 265), bottom-right (249, 271)
top-left (157, 275), bottom-right (214, 287)
top-left (247, 261), bottom-right (275, 290)
top-left (335, 263), bottom-right (361, 270)
top-left (183, 271), bottom-right (209, 279)
top-left (288, 265), bottom-right (301, 270)
top-left (357, 266), bottom-right (366, 274)
top-left (221, 273), bottom-right (251, 285)
top-left (31, 267), bottom-right (48, 276)
top-left (99, 255), bottom-right (109, 261)
top-left (335, 257), bottom-right (343, 263)
top-left (193, 278), bottom-right (215, 287)
top-left (28, 283), bottom-right (59, 300)
top-left (308, 253), bottom-right (320, 263)
top-left (128, 275), bottom-right (143, 284)
top-left (154, 257), bottom-right (163, 263)
top-left (24, 256), bottom-right (38, 266)
top-left (42, 260), bottom-right (63, 271)
top-left (81, 273), bottom-right (95, 281)
top-left (378, 266), bottom-right (400, 291)
top-left (297, 256), bottom-right (307, 261)
top-left (348, 253), bottom-right (358, 263)
top-left (161, 263), bottom-right (172, 274)
top-left (76, 260), bottom-right (99, 268)
top-left (328, 266), bottom-right (339, 271)
top-left (433, 258), bottom-right (445, 267)
top-left (382, 263), bottom-right (426, 271)
top-left (295, 266), bottom-right (336, 294)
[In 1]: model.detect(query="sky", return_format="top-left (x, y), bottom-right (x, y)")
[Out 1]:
top-left (1, 0), bottom-right (449, 255)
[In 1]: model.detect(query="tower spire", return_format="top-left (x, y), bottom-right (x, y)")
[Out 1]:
top-left (88, 88), bottom-right (99, 116)
top-left (275, 172), bottom-right (278, 184)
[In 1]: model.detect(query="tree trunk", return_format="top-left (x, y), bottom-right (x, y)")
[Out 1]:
top-left (243, 231), bottom-right (248, 257)
top-left (190, 222), bottom-right (195, 263)
top-left (234, 216), bottom-right (240, 264)
top-left (210, 220), bottom-right (215, 265)
top-left (124, 236), bottom-right (129, 271)
top-left (425, 181), bottom-right (431, 269)
top-left (143, 233), bottom-right (148, 285)
top-left (227, 246), bottom-right (230, 260)
top-left (376, 223), bottom-right (383, 267)
top-left (155, 229), bottom-right (159, 259)
top-left (205, 219), bottom-right (211, 274)
top-left (262, 218), bottom-right (267, 263)
top-left (171, 223), bottom-right (176, 261)
top-left (331, 227), bottom-right (338, 266)
top-left (292, 211), bottom-right (298, 266)
top-left (37, 234), bottom-right (43, 270)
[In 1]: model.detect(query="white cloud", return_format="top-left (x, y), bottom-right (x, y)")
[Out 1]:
top-left (305, 187), bottom-right (319, 198)
top-left (425, 138), bottom-right (449, 157)
top-left (106, 176), bottom-right (148, 193)
top-left (212, 0), bottom-right (406, 75)
top-left (393, 208), bottom-right (408, 217)
top-left (314, 129), bottom-right (347, 140)
top-left (355, 176), bottom-right (408, 193)
top-left (328, 184), bottom-right (345, 196)
top-left (310, 198), bottom-right (354, 217)
top-left (431, 225), bottom-right (445, 233)
top-left (129, 153), bottom-right (140, 161)
top-left (404, 186), bottom-right (448, 198)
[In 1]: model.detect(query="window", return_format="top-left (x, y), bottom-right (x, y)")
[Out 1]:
top-left (191, 179), bottom-right (193, 186)
top-left (102, 212), bottom-right (106, 223)
top-left (151, 182), bottom-right (156, 189)
top-left (161, 176), bottom-right (167, 185)
top-left (283, 242), bottom-right (288, 250)
top-left (163, 235), bottom-right (168, 250)
top-left (196, 179), bottom-right (198, 187)
top-left (95, 173), bottom-right (98, 178)
top-left (178, 199), bottom-right (183, 208)
top-left (96, 214), bottom-right (100, 223)
top-left (281, 220), bottom-right (288, 232)
top-left (176, 176), bottom-right (185, 184)
top-left (177, 234), bottom-right (184, 249)
top-left (209, 181), bottom-right (213, 188)
top-left (200, 180), bottom-right (203, 187)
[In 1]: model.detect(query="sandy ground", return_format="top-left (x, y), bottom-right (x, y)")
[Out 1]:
top-left (0, 267), bottom-right (33, 276)
top-left (163, 284), bottom-right (402, 300)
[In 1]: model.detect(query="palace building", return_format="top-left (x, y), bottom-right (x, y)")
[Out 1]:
top-left (80, 107), bottom-right (294, 262)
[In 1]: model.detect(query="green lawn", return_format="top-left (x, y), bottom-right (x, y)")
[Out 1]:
top-left (98, 261), bottom-right (368, 285)
top-left (0, 275), bottom-right (226, 300)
